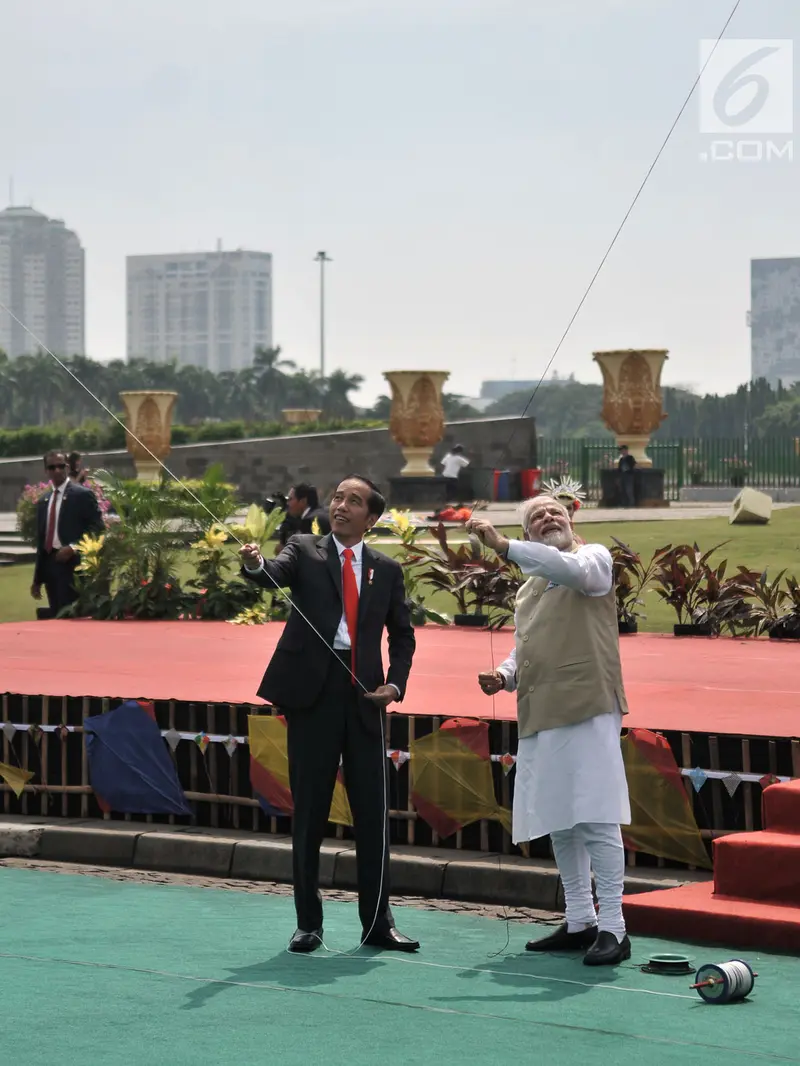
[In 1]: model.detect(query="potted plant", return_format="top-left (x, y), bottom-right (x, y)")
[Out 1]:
top-left (407, 523), bottom-right (519, 629)
top-left (609, 538), bottom-right (662, 634)
top-left (746, 570), bottom-right (800, 640)
top-left (368, 510), bottom-right (451, 627)
top-left (650, 542), bottom-right (751, 636)
top-left (724, 457), bottom-right (750, 488)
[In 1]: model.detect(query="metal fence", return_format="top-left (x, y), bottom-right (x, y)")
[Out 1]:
top-left (537, 438), bottom-right (800, 501)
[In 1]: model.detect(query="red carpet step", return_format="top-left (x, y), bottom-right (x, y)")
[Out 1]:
top-left (764, 779), bottom-right (800, 832)
top-left (625, 780), bottom-right (800, 953)
top-left (713, 831), bottom-right (800, 905)
top-left (624, 881), bottom-right (800, 953)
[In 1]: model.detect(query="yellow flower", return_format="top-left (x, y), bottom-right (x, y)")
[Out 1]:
top-left (389, 509), bottom-right (411, 533)
top-left (192, 524), bottom-right (228, 552)
top-left (76, 532), bottom-right (105, 556)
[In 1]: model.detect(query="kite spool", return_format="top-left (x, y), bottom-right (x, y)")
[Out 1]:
top-left (691, 959), bottom-right (757, 1004)
top-left (641, 953), bottom-right (694, 976)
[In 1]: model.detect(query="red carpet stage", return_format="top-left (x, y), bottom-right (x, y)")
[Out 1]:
top-left (1, 621), bottom-right (799, 737)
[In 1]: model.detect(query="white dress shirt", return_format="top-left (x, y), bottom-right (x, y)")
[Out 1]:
top-left (330, 535), bottom-right (363, 650)
top-left (45, 485), bottom-right (66, 551)
top-left (494, 539), bottom-right (630, 842)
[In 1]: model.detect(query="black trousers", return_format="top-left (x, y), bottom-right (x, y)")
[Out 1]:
top-left (620, 474), bottom-right (636, 508)
top-left (41, 553), bottom-right (78, 616)
top-left (286, 650), bottom-right (393, 935)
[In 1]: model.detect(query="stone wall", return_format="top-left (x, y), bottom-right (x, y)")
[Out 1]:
top-left (0, 416), bottom-right (536, 510)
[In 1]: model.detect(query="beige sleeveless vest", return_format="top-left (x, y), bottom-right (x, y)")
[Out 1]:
top-left (514, 573), bottom-right (628, 739)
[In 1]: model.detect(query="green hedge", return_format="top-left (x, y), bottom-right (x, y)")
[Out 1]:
top-left (0, 418), bottom-right (386, 459)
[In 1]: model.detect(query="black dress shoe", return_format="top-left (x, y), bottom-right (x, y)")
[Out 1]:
top-left (288, 928), bottom-right (323, 953)
top-left (363, 927), bottom-right (420, 952)
top-left (525, 922), bottom-right (598, 952)
top-left (583, 930), bottom-right (631, 966)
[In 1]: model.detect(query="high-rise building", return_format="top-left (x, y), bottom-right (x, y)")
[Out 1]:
top-left (751, 257), bottom-right (800, 387)
top-left (126, 249), bottom-right (273, 372)
top-left (0, 206), bottom-right (85, 357)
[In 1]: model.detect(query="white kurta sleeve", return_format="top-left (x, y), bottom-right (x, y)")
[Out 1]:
top-left (506, 541), bottom-right (613, 597)
top-left (496, 644), bottom-right (518, 692)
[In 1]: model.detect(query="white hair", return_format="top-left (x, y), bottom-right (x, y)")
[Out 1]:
top-left (519, 494), bottom-right (569, 535)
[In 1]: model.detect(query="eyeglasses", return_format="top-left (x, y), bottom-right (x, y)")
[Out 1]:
top-left (46, 463), bottom-right (67, 471)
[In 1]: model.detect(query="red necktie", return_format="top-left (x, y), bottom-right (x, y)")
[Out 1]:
top-left (45, 489), bottom-right (59, 553)
top-left (341, 548), bottom-right (359, 682)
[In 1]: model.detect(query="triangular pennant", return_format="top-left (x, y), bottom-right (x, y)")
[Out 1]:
top-left (389, 750), bottom-right (409, 770)
top-left (59, 725), bottom-right (70, 741)
top-left (224, 736), bottom-right (238, 757)
top-left (2, 722), bottom-right (16, 742)
top-left (163, 728), bottom-right (181, 752)
top-left (499, 753), bottom-right (516, 776)
top-left (0, 761), bottom-right (34, 798)
top-left (28, 724), bottom-right (43, 745)
top-left (195, 733), bottom-right (210, 755)
top-left (760, 773), bottom-right (780, 789)
top-left (686, 767), bottom-right (708, 792)
top-left (722, 772), bottom-right (742, 797)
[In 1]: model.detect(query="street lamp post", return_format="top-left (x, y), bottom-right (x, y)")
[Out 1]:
top-left (314, 251), bottom-right (333, 378)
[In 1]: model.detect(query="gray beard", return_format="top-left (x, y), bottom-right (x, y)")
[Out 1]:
top-left (542, 530), bottom-right (572, 550)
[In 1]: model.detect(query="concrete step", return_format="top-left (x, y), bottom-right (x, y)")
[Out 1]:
top-left (0, 815), bottom-right (709, 910)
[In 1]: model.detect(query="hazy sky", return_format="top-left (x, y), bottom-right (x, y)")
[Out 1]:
top-left (2, 0), bottom-right (798, 404)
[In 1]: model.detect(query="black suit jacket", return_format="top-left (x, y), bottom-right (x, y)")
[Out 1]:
top-left (34, 482), bottom-right (105, 584)
top-left (242, 533), bottom-right (415, 710)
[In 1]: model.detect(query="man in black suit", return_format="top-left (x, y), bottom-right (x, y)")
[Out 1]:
top-left (240, 475), bottom-right (418, 953)
top-left (31, 450), bottom-right (104, 617)
top-left (276, 482), bottom-right (331, 549)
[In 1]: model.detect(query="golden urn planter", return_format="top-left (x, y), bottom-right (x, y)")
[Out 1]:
top-left (383, 370), bottom-right (450, 477)
top-left (281, 408), bottom-right (322, 425)
top-left (592, 350), bottom-right (668, 467)
top-left (119, 390), bottom-right (179, 481)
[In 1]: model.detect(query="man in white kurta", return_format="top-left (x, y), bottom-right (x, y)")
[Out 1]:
top-left (468, 496), bottom-right (632, 966)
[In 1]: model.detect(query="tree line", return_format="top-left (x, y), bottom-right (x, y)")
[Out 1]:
top-left (2, 344), bottom-right (799, 438)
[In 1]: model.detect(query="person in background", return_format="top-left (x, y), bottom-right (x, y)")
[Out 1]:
top-left (470, 495), bottom-right (632, 967)
top-left (31, 450), bottom-right (104, 617)
top-left (67, 452), bottom-right (88, 484)
top-left (440, 445), bottom-right (470, 499)
top-left (617, 446), bottom-right (636, 508)
top-left (276, 482), bottom-right (332, 551)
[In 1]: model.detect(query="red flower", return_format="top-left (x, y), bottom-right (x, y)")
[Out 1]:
top-left (140, 580), bottom-right (148, 587)
top-left (164, 583), bottom-right (172, 591)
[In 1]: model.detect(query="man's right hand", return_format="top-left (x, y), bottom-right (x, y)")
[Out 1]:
top-left (478, 670), bottom-right (505, 696)
top-left (30, 582), bottom-right (42, 601)
top-left (239, 543), bottom-right (263, 569)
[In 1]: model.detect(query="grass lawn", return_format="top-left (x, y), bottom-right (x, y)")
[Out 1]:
top-left (2, 507), bottom-right (799, 632)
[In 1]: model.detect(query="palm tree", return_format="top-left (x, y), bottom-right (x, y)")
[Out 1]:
top-left (322, 370), bottom-right (364, 419)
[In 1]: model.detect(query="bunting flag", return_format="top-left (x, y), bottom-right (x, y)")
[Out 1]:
top-left (409, 718), bottom-right (511, 839)
top-left (0, 762), bottom-right (34, 798)
top-left (3, 722), bottom-right (16, 742)
top-left (389, 750), bottom-right (409, 770)
top-left (194, 733), bottom-right (210, 755)
top-left (722, 772), bottom-right (742, 797)
top-left (760, 773), bottom-right (781, 790)
top-left (247, 715), bottom-right (353, 826)
top-left (686, 767), bottom-right (708, 793)
top-left (85, 700), bottom-right (190, 816)
top-left (163, 728), bottom-right (181, 752)
top-left (224, 736), bottom-right (238, 758)
top-left (621, 728), bottom-right (711, 869)
top-left (499, 754), bottom-right (516, 776)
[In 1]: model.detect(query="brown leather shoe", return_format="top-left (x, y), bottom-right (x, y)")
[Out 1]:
top-left (525, 922), bottom-right (598, 952)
